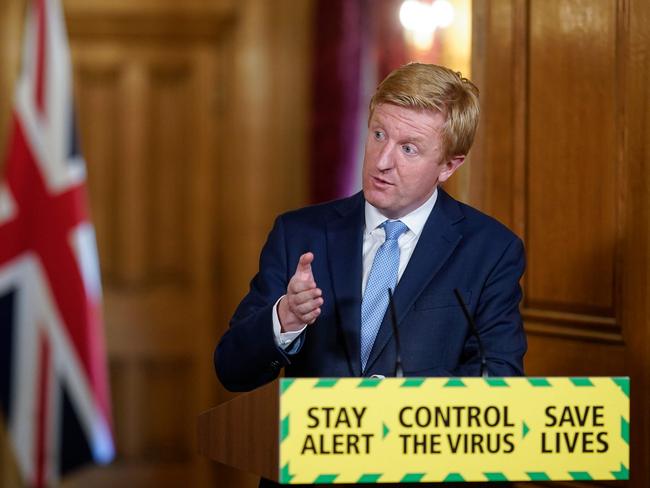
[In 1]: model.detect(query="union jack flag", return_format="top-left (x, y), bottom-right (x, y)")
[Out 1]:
top-left (0, 0), bottom-right (114, 485)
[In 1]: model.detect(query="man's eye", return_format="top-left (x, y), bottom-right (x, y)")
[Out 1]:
top-left (374, 131), bottom-right (384, 141)
top-left (402, 144), bottom-right (417, 155)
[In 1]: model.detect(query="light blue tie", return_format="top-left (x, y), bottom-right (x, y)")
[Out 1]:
top-left (360, 220), bottom-right (408, 372)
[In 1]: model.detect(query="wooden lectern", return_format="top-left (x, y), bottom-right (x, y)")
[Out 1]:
top-left (198, 377), bottom-right (629, 484)
top-left (198, 379), bottom-right (282, 482)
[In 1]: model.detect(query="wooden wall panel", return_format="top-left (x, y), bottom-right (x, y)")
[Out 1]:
top-left (473, 0), bottom-right (650, 486)
top-left (148, 65), bottom-right (191, 282)
top-left (212, 2), bottom-right (314, 486)
top-left (216, 0), bottom-right (312, 318)
top-left (75, 65), bottom-right (121, 278)
top-left (77, 55), bottom-right (196, 286)
top-left (469, 0), bottom-right (517, 226)
top-left (527, 0), bottom-right (618, 314)
top-left (621, 0), bottom-right (650, 485)
top-left (525, 335), bottom-right (625, 376)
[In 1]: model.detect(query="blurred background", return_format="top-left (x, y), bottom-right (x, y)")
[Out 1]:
top-left (0, 0), bottom-right (648, 487)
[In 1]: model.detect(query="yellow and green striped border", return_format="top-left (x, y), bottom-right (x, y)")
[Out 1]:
top-left (279, 377), bottom-right (629, 483)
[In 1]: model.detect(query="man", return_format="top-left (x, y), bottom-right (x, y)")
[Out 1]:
top-left (215, 63), bottom-right (526, 487)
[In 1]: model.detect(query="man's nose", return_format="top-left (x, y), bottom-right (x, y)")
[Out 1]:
top-left (375, 144), bottom-right (395, 171)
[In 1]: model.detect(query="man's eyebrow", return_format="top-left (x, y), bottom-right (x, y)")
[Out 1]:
top-left (401, 132), bottom-right (429, 144)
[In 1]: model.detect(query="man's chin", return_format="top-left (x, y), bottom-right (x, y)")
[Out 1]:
top-left (363, 192), bottom-right (385, 210)
top-left (364, 195), bottom-right (401, 218)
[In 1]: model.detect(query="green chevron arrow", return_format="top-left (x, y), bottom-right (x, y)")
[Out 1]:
top-left (280, 463), bottom-right (294, 484)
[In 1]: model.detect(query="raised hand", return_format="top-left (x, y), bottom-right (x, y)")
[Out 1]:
top-left (278, 252), bottom-right (323, 332)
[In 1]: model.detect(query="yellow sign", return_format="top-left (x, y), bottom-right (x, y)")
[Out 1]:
top-left (278, 377), bottom-right (629, 484)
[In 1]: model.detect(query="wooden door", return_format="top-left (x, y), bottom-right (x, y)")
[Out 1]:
top-left (472, 1), bottom-right (650, 486)
top-left (60, 1), bottom-right (231, 486)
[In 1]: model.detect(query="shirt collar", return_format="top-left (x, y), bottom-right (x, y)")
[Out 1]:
top-left (364, 188), bottom-right (438, 238)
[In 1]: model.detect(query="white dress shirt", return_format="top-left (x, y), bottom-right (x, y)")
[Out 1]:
top-left (273, 188), bottom-right (439, 349)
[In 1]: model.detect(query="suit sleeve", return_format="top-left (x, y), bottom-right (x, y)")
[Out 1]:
top-left (214, 216), bottom-right (297, 392)
top-left (454, 236), bottom-right (527, 377)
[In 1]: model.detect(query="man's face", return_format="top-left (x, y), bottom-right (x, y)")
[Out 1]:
top-left (362, 103), bottom-right (465, 219)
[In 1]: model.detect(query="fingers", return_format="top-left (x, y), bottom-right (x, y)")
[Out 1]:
top-left (291, 289), bottom-right (323, 314)
top-left (278, 293), bottom-right (322, 331)
top-left (300, 307), bottom-right (321, 324)
top-left (290, 286), bottom-right (322, 302)
top-left (288, 276), bottom-right (316, 294)
top-left (287, 287), bottom-right (322, 323)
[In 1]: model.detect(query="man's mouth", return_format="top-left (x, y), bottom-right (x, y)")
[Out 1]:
top-left (371, 175), bottom-right (394, 186)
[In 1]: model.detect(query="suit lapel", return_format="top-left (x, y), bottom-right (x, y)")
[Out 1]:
top-left (326, 193), bottom-right (365, 377)
top-left (364, 189), bottom-right (464, 373)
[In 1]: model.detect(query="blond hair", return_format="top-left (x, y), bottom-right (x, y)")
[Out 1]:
top-left (369, 63), bottom-right (480, 160)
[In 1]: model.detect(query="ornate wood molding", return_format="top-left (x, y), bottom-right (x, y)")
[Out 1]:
top-left (63, 0), bottom-right (236, 39)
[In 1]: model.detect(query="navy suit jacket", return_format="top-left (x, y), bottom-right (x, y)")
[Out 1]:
top-left (215, 189), bottom-right (526, 392)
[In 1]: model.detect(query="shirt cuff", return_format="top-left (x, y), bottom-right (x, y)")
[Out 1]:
top-left (272, 295), bottom-right (307, 349)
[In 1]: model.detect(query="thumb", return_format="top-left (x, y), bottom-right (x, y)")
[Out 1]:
top-left (296, 252), bottom-right (314, 277)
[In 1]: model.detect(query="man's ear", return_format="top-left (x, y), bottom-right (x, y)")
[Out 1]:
top-left (438, 155), bottom-right (466, 183)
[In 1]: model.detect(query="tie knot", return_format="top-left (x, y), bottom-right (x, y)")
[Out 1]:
top-left (382, 220), bottom-right (408, 241)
